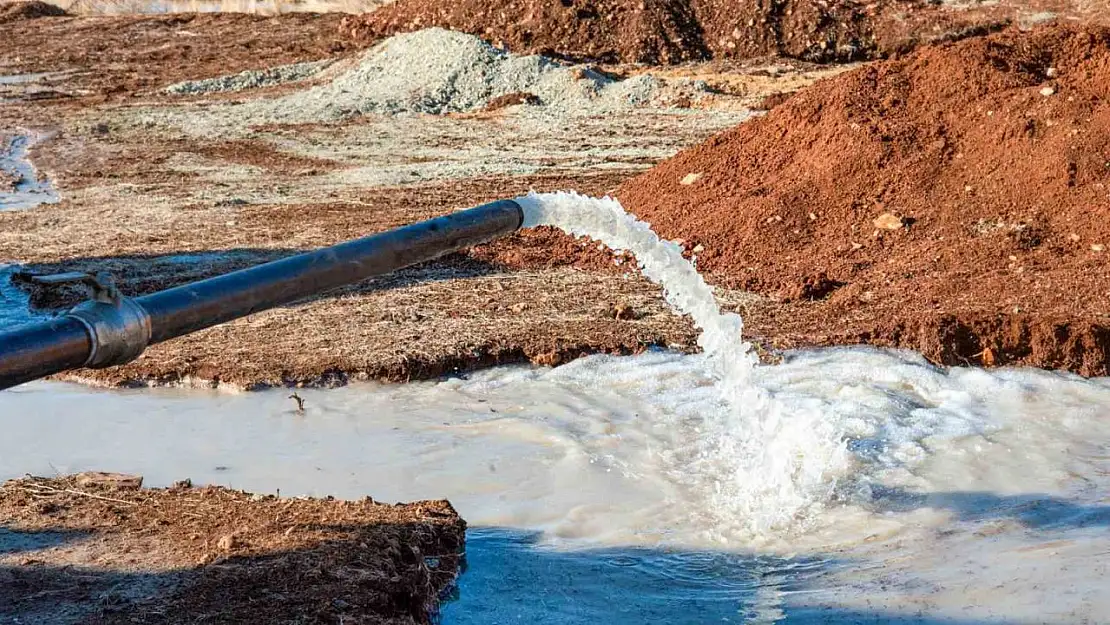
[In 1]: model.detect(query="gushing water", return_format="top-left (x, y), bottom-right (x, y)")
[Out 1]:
top-left (515, 191), bottom-right (850, 539)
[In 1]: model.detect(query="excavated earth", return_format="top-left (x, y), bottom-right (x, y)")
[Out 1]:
top-left (0, 473), bottom-right (465, 624)
top-left (609, 25), bottom-right (1110, 375)
top-left (341, 0), bottom-right (1106, 64)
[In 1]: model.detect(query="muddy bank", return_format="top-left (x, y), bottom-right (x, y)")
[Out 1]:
top-left (0, 473), bottom-right (465, 624)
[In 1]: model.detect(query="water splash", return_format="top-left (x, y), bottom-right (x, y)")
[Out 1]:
top-left (516, 191), bottom-right (851, 540)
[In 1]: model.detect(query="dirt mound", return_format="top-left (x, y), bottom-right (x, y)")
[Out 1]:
top-left (1, 474), bottom-right (465, 623)
top-left (0, 0), bottom-right (66, 22)
top-left (344, 0), bottom-right (705, 64)
top-left (692, 0), bottom-right (1004, 62)
top-left (177, 28), bottom-right (699, 125)
top-left (612, 24), bottom-right (1110, 374)
top-left (341, 0), bottom-right (1004, 64)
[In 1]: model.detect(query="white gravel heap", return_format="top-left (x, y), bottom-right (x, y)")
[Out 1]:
top-left (240, 28), bottom-right (702, 122)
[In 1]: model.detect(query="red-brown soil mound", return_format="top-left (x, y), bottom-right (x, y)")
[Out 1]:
top-left (615, 25), bottom-right (1110, 374)
top-left (0, 0), bottom-right (66, 23)
top-left (342, 0), bottom-right (1004, 64)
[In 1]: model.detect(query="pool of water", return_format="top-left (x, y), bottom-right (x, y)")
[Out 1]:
top-left (0, 265), bottom-right (49, 330)
top-left (2, 348), bottom-right (1108, 623)
top-left (0, 134), bottom-right (61, 212)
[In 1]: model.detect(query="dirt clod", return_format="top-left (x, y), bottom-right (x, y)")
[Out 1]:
top-left (74, 472), bottom-right (143, 490)
top-left (873, 213), bottom-right (907, 230)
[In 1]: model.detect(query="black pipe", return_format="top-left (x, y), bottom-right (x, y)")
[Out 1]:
top-left (0, 199), bottom-right (524, 390)
top-left (0, 317), bottom-right (91, 390)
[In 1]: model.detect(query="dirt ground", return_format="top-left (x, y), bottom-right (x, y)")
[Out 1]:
top-left (0, 7), bottom-right (826, 389)
top-left (0, 473), bottom-right (465, 624)
top-left (1, 2), bottom-right (1107, 394)
top-left (2, 4), bottom-right (1109, 624)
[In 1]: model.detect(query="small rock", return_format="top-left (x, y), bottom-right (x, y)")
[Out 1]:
top-left (216, 534), bottom-right (238, 551)
top-left (332, 598), bottom-right (351, 611)
top-left (171, 478), bottom-right (193, 489)
top-left (679, 172), bottom-right (702, 185)
top-left (872, 213), bottom-right (906, 230)
top-left (851, 242), bottom-right (864, 250)
top-left (692, 244), bottom-right (705, 253)
top-left (808, 212), bottom-right (817, 221)
top-left (1040, 86), bottom-right (1055, 97)
top-left (980, 347), bottom-right (996, 367)
top-left (509, 302), bottom-right (528, 314)
top-left (1092, 244), bottom-right (1105, 252)
top-left (1069, 233), bottom-right (1081, 242)
top-left (1046, 67), bottom-right (1057, 78)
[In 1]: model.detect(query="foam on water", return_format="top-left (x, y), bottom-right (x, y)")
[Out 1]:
top-left (3, 348), bottom-right (1109, 621)
top-left (516, 191), bottom-right (851, 540)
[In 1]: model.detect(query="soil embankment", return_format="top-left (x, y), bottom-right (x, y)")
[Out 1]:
top-left (343, 0), bottom-right (1008, 64)
top-left (610, 25), bottom-right (1110, 374)
top-left (1, 473), bottom-right (465, 624)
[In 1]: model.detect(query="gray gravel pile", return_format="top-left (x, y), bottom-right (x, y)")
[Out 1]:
top-left (237, 28), bottom-right (707, 122)
top-left (163, 60), bottom-right (335, 95)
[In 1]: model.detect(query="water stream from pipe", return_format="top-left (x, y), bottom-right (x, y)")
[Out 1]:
top-left (517, 191), bottom-right (849, 540)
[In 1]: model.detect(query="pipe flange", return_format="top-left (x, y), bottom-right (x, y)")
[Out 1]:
top-left (65, 297), bottom-right (152, 368)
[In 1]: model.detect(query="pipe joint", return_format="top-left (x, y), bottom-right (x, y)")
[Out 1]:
top-left (65, 297), bottom-right (151, 368)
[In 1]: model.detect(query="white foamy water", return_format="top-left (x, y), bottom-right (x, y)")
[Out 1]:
top-left (517, 191), bottom-right (850, 539)
top-left (2, 348), bottom-right (1109, 621)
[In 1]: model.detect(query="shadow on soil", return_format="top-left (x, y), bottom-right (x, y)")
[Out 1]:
top-left (1, 518), bottom-right (463, 624)
top-left (5, 248), bottom-right (505, 314)
top-left (0, 525), bottom-right (89, 555)
top-left (870, 488), bottom-right (1110, 530)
